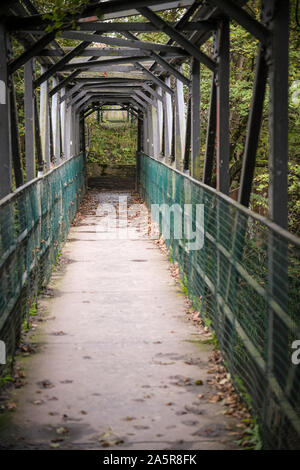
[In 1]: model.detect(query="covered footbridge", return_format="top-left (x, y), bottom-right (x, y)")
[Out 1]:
top-left (0, 0), bottom-right (299, 450)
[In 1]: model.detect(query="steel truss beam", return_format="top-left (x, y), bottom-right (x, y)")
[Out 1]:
top-left (38, 48), bottom-right (189, 58)
top-left (134, 62), bottom-right (173, 95)
top-left (52, 31), bottom-right (186, 54)
top-left (238, 45), bottom-right (267, 207)
top-left (34, 33), bottom-right (104, 88)
top-left (265, 0), bottom-right (289, 228)
top-left (18, 21), bottom-right (213, 33)
top-left (215, 19), bottom-right (230, 194)
top-left (0, 22), bottom-right (12, 198)
top-left (8, 31), bottom-right (56, 74)
top-left (191, 59), bottom-right (201, 180)
top-left (203, 75), bottom-right (216, 186)
top-left (61, 81), bottom-right (146, 103)
top-left (24, 58), bottom-right (35, 181)
top-left (61, 56), bottom-right (156, 71)
top-left (149, 0), bottom-right (200, 73)
top-left (69, 87), bottom-right (148, 108)
top-left (122, 31), bottom-right (190, 86)
top-left (138, 7), bottom-right (216, 72)
top-left (6, 1), bottom-right (194, 29)
top-left (207, 0), bottom-right (269, 43)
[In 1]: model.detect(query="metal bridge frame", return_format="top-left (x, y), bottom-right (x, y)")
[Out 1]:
top-left (0, 0), bottom-right (289, 231)
top-left (0, 1), bottom-right (299, 450)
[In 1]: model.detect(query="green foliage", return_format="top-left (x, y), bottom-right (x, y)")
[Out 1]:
top-left (86, 117), bottom-right (137, 166)
top-left (0, 374), bottom-right (14, 388)
top-left (22, 319), bottom-right (31, 334)
top-left (36, 0), bottom-right (93, 33)
top-left (29, 302), bottom-right (37, 317)
top-left (232, 375), bottom-right (262, 449)
top-left (236, 417), bottom-right (263, 450)
top-left (251, 162), bottom-right (300, 233)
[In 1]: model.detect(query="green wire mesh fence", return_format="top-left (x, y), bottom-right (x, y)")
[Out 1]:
top-left (138, 152), bottom-right (300, 450)
top-left (0, 153), bottom-right (84, 376)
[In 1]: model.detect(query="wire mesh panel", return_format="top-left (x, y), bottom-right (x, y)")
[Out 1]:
top-left (0, 154), bottom-right (84, 375)
top-left (138, 152), bottom-right (300, 449)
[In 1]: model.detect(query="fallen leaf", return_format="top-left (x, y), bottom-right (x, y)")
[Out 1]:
top-left (195, 380), bottom-right (203, 386)
top-left (7, 402), bottom-right (17, 411)
top-left (37, 379), bottom-right (54, 389)
top-left (208, 395), bottom-right (221, 403)
top-left (50, 443), bottom-right (60, 449)
top-left (56, 427), bottom-right (68, 435)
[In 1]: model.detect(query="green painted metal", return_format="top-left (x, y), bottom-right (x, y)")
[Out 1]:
top-left (138, 152), bottom-right (300, 450)
top-left (0, 153), bottom-right (84, 371)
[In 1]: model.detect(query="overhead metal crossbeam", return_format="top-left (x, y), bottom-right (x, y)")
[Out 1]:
top-left (54, 31), bottom-right (188, 54)
top-left (38, 48), bottom-right (189, 58)
top-left (134, 62), bottom-right (174, 95)
top-left (60, 81), bottom-right (147, 103)
top-left (8, 31), bottom-right (56, 74)
top-left (34, 32), bottom-right (104, 88)
top-left (122, 30), bottom-right (190, 86)
top-left (6, 1), bottom-right (195, 29)
top-left (60, 56), bottom-right (156, 71)
top-left (149, 0), bottom-right (202, 74)
top-left (207, 0), bottom-right (269, 43)
top-left (18, 21), bottom-right (213, 33)
top-left (68, 87), bottom-right (149, 108)
top-left (137, 7), bottom-right (216, 71)
top-left (0, 0), bottom-right (290, 233)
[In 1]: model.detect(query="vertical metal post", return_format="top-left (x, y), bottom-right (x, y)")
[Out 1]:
top-left (163, 77), bottom-right (172, 162)
top-left (171, 99), bottom-right (176, 162)
top-left (0, 22), bottom-right (12, 198)
top-left (184, 94), bottom-right (191, 172)
top-left (24, 59), bottom-right (35, 181)
top-left (60, 87), bottom-right (66, 158)
top-left (216, 19), bottom-right (230, 194)
top-left (157, 87), bottom-right (163, 157)
top-left (267, 0), bottom-right (289, 228)
top-left (191, 59), bottom-right (201, 180)
top-left (71, 106), bottom-right (76, 156)
top-left (263, 0), bottom-right (290, 432)
top-left (152, 101), bottom-right (159, 159)
top-left (34, 95), bottom-right (43, 175)
top-left (9, 75), bottom-right (23, 187)
top-left (65, 102), bottom-right (72, 159)
top-left (39, 65), bottom-right (50, 171)
top-left (239, 45), bottom-right (267, 206)
top-left (143, 114), bottom-right (148, 152)
top-left (136, 116), bottom-right (143, 192)
top-left (137, 116), bottom-right (143, 153)
top-left (203, 75), bottom-right (217, 186)
top-left (51, 76), bottom-right (61, 165)
top-left (174, 69), bottom-right (186, 171)
top-left (147, 105), bottom-right (153, 156)
top-left (75, 110), bottom-right (79, 155)
top-left (48, 99), bottom-right (53, 166)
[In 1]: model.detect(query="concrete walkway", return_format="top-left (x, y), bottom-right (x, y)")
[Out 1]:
top-left (0, 191), bottom-right (239, 450)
